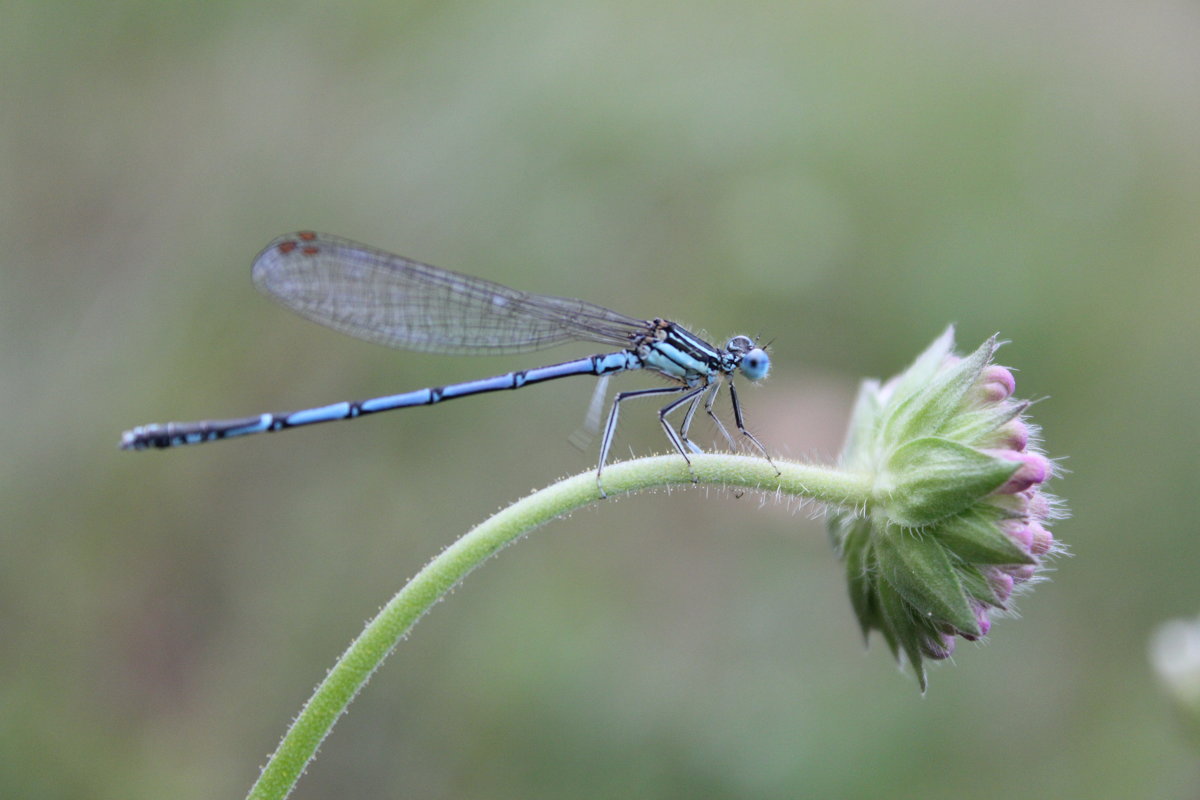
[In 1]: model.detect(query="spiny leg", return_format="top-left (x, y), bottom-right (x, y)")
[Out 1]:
top-left (597, 385), bottom-right (690, 497)
top-left (677, 384), bottom-right (712, 455)
top-left (702, 380), bottom-right (737, 451)
top-left (655, 385), bottom-right (710, 478)
top-left (727, 380), bottom-right (779, 474)
top-left (680, 380), bottom-right (731, 454)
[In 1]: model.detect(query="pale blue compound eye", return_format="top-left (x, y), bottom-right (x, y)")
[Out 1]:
top-left (740, 348), bottom-right (770, 381)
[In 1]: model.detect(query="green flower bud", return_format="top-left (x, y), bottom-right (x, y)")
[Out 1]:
top-left (828, 327), bottom-right (1064, 690)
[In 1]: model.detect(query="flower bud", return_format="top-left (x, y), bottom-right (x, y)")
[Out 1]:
top-left (976, 365), bottom-right (1016, 403)
top-left (828, 327), bottom-right (1064, 689)
top-left (1029, 523), bottom-right (1054, 556)
top-left (991, 418), bottom-right (1030, 451)
top-left (991, 451), bottom-right (1051, 494)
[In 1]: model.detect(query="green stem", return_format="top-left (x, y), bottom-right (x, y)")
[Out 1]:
top-left (245, 453), bottom-right (870, 800)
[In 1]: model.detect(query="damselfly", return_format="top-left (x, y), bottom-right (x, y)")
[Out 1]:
top-left (120, 232), bottom-right (774, 489)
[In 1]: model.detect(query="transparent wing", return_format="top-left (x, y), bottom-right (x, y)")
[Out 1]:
top-left (251, 232), bottom-right (649, 355)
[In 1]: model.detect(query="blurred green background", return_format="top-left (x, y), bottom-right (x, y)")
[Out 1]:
top-left (5, 2), bottom-right (1199, 798)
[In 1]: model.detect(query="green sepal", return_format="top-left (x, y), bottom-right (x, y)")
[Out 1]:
top-left (875, 578), bottom-right (927, 691)
top-left (840, 517), bottom-right (877, 641)
top-left (838, 379), bottom-right (885, 471)
top-left (884, 335), bottom-right (997, 445)
top-left (883, 437), bottom-right (1020, 527)
top-left (874, 524), bottom-right (981, 637)
top-left (826, 508), bottom-right (853, 556)
top-left (941, 400), bottom-right (1026, 444)
top-left (873, 586), bottom-right (901, 661)
top-left (956, 563), bottom-right (1003, 609)
top-left (884, 326), bottom-right (957, 403)
top-left (934, 507), bottom-right (1034, 566)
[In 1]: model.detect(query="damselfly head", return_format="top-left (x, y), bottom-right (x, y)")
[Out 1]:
top-left (726, 335), bottom-right (771, 381)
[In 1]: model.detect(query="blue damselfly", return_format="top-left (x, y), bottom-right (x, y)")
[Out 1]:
top-left (121, 232), bottom-right (774, 489)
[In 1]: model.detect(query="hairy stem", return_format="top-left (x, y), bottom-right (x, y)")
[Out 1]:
top-left (246, 453), bottom-right (870, 800)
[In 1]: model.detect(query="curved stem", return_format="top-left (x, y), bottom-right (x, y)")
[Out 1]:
top-left (245, 453), bottom-right (871, 800)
